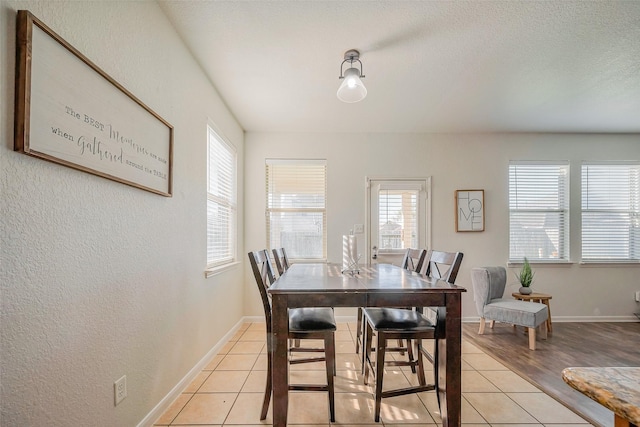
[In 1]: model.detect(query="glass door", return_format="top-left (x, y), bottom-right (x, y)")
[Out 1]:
top-left (367, 178), bottom-right (430, 266)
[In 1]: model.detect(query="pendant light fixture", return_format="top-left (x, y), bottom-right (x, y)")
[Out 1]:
top-left (337, 49), bottom-right (367, 103)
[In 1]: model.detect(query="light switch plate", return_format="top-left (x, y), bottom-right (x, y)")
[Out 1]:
top-left (353, 224), bottom-right (364, 234)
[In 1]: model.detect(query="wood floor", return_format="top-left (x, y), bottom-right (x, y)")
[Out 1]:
top-left (462, 321), bottom-right (640, 427)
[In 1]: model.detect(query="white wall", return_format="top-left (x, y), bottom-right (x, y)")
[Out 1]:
top-left (244, 132), bottom-right (640, 321)
top-left (1, 1), bottom-right (244, 425)
top-left (1, 2), bottom-right (638, 425)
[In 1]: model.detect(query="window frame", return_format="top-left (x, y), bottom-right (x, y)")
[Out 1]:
top-left (508, 161), bottom-right (570, 263)
top-left (581, 161), bottom-right (640, 264)
top-left (205, 124), bottom-right (238, 276)
top-left (266, 159), bottom-right (327, 262)
top-left (370, 180), bottom-right (429, 256)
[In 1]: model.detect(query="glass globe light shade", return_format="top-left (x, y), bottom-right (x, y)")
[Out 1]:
top-left (337, 67), bottom-right (367, 103)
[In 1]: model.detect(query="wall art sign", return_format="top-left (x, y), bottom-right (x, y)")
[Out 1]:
top-left (14, 10), bottom-right (173, 197)
top-left (455, 189), bottom-right (484, 232)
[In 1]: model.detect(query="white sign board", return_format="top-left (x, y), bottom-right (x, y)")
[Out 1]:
top-left (15, 11), bottom-right (173, 196)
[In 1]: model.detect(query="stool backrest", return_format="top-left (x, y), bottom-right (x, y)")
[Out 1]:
top-left (401, 248), bottom-right (427, 273)
top-left (272, 247), bottom-right (290, 276)
top-left (424, 250), bottom-right (464, 284)
top-left (248, 250), bottom-right (277, 330)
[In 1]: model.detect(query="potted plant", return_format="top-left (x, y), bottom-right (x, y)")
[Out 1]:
top-left (515, 257), bottom-right (534, 295)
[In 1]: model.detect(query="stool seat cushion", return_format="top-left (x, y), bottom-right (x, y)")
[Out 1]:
top-left (483, 299), bottom-right (548, 328)
top-left (363, 308), bottom-right (435, 331)
top-left (289, 308), bottom-right (336, 331)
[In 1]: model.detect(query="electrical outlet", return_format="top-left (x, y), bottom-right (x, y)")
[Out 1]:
top-left (635, 291), bottom-right (640, 302)
top-left (114, 375), bottom-right (127, 406)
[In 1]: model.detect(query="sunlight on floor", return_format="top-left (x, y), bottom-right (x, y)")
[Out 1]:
top-left (153, 321), bottom-right (592, 426)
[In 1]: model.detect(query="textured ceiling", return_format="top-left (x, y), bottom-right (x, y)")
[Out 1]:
top-left (159, 1), bottom-right (640, 133)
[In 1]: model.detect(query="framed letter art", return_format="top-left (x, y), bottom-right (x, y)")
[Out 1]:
top-left (14, 10), bottom-right (173, 196)
top-left (455, 190), bottom-right (484, 232)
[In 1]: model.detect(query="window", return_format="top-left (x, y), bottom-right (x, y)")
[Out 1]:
top-left (509, 162), bottom-right (570, 262)
top-left (206, 126), bottom-right (237, 271)
top-left (582, 163), bottom-right (640, 262)
top-left (266, 159), bottom-right (326, 261)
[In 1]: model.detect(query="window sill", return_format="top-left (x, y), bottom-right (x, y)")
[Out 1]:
top-left (205, 261), bottom-right (240, 278)
top-left (579, 260), bottom-right (640, 267)
top-left (507, 261), bottom-right (573, 267)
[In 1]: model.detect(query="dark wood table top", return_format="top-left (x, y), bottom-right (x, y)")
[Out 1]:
top-left (269, 262), bottom-right (466, 295)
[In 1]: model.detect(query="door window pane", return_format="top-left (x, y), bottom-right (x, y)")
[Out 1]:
top-left (378, 189), bottom-right (418, 250)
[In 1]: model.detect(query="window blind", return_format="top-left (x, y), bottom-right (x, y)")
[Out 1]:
top-left (509, 162), bottom-right (570, 261)
top-left (207, 127), bottom-right (237, 268)
top-left (582, 163), bottom-right (640, 262)
top-left (266, 159), bottom-right (326, 260)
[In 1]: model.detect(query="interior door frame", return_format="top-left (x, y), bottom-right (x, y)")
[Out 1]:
top-left (365, 176), bottom-right (432, 263)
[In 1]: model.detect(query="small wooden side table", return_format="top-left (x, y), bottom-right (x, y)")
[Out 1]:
top-left (512, 292), bottom-right (553, 333)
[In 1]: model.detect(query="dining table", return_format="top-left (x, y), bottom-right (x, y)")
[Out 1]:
top-left (268, 262), bottom-right (467, 426)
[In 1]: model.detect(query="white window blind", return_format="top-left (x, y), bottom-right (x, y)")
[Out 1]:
top-left (266, 159), bottom-right (326, 261)
top-left (207, 127), bottom-right (237, 269)
top-left (377, 185), bottom-right (419, 251)
top-left (509, 162), bottom-right (570, 261)
top-left (582, 163), bottom-right (640, 262)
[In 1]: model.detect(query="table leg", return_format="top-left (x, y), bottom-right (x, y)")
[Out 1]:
top-left (533, 298), bottom-right (553, 333)
top-left (271, 295), bottom-right (289, 427)
top-left (614, 413), bottom-right (633, 427)
top-left (544, 300), bottom-right (553, 333)
top-left (438, 293), bottom-right (462, 427)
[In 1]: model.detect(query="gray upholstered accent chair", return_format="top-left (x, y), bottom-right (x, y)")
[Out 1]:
top-left (471, 266), bottom-right (548, 350)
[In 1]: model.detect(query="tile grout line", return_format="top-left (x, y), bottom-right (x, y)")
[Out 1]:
top-left (159, 322), bottom-right (586, 426)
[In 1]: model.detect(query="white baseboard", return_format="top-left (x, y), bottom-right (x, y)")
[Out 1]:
top-left (137, 318), bottom-right (247, 427)
top-left (462, 315), bottom-right (639, 323)
top-left (346, 315), bottom-right (639, 324)
top-left (547, 315), bottom-right (639, 322)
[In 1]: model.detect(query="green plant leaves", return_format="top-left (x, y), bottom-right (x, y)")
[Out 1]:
top-left (515, 257), bottom-right (534, 287)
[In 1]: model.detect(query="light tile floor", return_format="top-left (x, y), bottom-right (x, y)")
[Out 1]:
top-left (154, 322), bottom-right (592, 426)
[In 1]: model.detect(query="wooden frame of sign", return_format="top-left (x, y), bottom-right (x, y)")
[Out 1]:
top-left (14, 10), bottom-right (173, 197)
